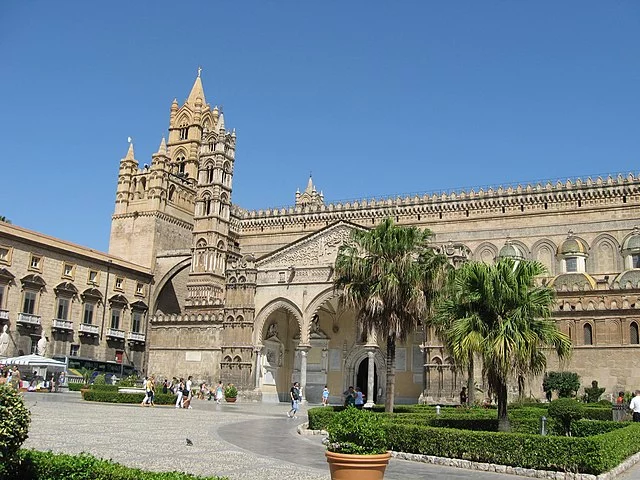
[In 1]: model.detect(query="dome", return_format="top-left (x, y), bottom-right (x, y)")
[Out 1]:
top-left (558, 236), bottom-right (587, 255)
top-left (623, 230), bottom-right (640, 252)
top-left (498, 241), bottom-right (524, 260)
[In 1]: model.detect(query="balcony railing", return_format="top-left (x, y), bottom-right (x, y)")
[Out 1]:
top-left (17, 312), bottom-right (41, 326)
top-left (127, 331), bottom-right (146, 343)
top-left (0, 309), bottom-right (9, 320)
top-left (106, 328), bottom-right (125, 340)
top-left (52, 318), bottom-right (73, 331)
top-left (79, 323), bottom-right (99, 335)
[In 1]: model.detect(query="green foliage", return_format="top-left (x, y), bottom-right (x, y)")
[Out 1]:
top-left (81, 390), bottom-right (176, 405)
top-left (67, 383), bottom-right (83, 392)
top-left (308, 406), bottom-right (337, 430)
top-left (78, 368), bottom-right (94, 387)
top-left (88, 384), bottom-right (119, 392)
top-left (118, 375), bottom-right (139, 387)
top-left (435, 259), bottom-right (571, 430)
top-left (385, 422), bottom-right (640, 475)
top-left (543, 371), bottom-right (580, 398)
top-left (7, 450), bottom-right (228, 479)
top-left (92, 374), bottom-right (107, 386)
top-left (0, 385), bottom-right (31, 474)
top-left (327, 406), bottom-right (388, 454)
top-left (548, 398), bottom-right (584, 436)
top-left (223, 384), bottom-right (237, 398)
top-left (583, 380), bottom-right (606, 403)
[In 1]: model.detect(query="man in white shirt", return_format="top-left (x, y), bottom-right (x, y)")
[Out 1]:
top-left (629, 390), bottom-right (640, 422)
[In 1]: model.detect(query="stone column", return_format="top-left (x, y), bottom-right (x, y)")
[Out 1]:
top-left (365, 349), bottom-right (376, 408)
top-left (254, 349), bottom-right (262, 390)
top-left (298, 347), bottom-right (309, 403)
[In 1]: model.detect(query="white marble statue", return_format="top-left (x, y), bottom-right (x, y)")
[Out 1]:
top-left (0, 325), bottom-right (10, 356)
top-left (36, 332), bottom-right (48, 356)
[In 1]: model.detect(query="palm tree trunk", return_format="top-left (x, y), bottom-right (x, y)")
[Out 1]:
top-left (385, 336), bottom-right (396, 413)
top-left (466, 356), bottom-right (474, 405)
top-left (497, 380), bottom-right (510, 432)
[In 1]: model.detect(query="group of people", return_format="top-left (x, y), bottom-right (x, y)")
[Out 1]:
top-left (140, 376), bottom-right (228, 409)
top-left (343, 385), bottom-right (365, 408)
top-left (0, 365), bottom-right (21, 390)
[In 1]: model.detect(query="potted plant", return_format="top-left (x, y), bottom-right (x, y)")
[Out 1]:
top-left (325, 406), bottom-right (390, 480)
top-left (224, 384), bottom-right (238, 403)
top-left (78, 368), bottom-right (94, 397)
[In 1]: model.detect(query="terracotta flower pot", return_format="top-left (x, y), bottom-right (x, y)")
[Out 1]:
top-left (325, 451), bottom-right (391, 480)
top-left (225, 397), bottom-right (237, 403)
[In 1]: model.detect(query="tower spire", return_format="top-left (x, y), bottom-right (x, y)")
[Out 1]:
top-left (186, 68), bottom-right (206, 106)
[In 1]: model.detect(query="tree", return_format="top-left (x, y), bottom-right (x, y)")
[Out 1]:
top-left (436, 258), bottom-right (572, 431)
top-left (583, 380), bottom-right (606, 403)
top-left (542, 371), bottom-right (580, 398)
top-left (335, 218), bottom-right (442, 413)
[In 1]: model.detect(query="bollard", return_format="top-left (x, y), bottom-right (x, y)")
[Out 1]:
top-left (540, 416), bottom-right (547, 436)
top-left (435, 405), bottom-right (441, 416)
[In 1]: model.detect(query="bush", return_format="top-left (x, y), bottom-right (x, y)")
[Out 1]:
top-left (548, 398), bottom-right (584, 436)
top-left (224, 385), bottom-right (237, 398)
top-left (0, 385), bottom-right (31, 475)
top-left (117, 375), bottom-right (139, 387)
top-left (67, 383), bottom-right (83, 392)
top-left (385, 422), bottom-right (640, 474)
top-left (88, 384), bottom-right (119, 393)
top-left (583, 380), bottom-right (606, 403)
top-left (82, 390), bottom-right (176, 405)
top-left (7, 450), bottom-right (228, 479)
top-left (92, 374), bottom-right (107, 386)
top-left (327, 406), bottom-right (388, 455)
top-left (543, 371), bottom-right (580, 398)
top-left (308, 406), bottom-right (337, 430)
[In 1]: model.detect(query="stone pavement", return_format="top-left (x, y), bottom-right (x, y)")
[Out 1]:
top-left (19, 392), bottom-right (640, 480)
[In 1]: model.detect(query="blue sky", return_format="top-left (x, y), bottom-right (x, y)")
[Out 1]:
top-left (1, 1), bottom-right (638, 252)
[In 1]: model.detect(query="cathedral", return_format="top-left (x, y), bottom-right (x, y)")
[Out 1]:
top-left (4, 72), bottom-right (637, 405)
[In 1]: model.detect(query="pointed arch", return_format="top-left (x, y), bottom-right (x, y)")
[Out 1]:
top-left (589, 233), bottom-right (622, 274)
top-left (253, 298), bottom-right (304, 346)
top-left (531, 239), bottom-right (558, 276)
top-left (473, 242), bottom-right (498, 264)
top-left (631, 321), bottom-right (639, 345)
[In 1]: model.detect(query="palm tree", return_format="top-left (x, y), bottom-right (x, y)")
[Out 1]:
top-left (334, 218), bottom-right (441, 412)
top-left (436, 258), bottom-right (571, 431)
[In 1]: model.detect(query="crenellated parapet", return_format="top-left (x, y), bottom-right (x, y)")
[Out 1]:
top-left (234, 172), bottom-right (640, 230)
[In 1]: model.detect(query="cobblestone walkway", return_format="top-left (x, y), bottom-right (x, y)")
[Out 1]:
top-left (20, 393), bottom-right (640, 480)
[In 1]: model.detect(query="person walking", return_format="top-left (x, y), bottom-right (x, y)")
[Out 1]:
top-left (629, 390), bottom-right (640, 422)
top-left (162, 379), bottom-right (168, 395)
top-left (322, 385), bottom-right (330, 406)
top-left (215, 381), bottom-right (223, 404)
top-left (175, 378), bottom-right (185, 408)
top-left (287, 382), bottom-right (301, 418)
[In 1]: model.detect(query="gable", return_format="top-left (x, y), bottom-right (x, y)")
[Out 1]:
top-left (256, 221), bottom-right (366, 270)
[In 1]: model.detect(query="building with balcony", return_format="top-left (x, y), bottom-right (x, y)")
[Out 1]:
top-left (0, 222), bottom-right (153, 374)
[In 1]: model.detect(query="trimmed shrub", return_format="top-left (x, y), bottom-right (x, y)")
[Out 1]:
top-left (67, 383), bottom-right (83, 392)
top-left (0, 385), bottom-right (31, 475)
top-left (308, 406), bottom-right (336, 430)
top-left (385, 422), bottom-right (640, 474)
top-left (224, 384), bottom-right (237, 398)
top-left (88, 384), bottom-right (119, 393)
top-left (8, 450), bottom-right (228, 479)
top-left (82, 390), bottom-right (176, 405)
top-left (92, 374), bottom-right (107, 386)
top-left (548, 398), bottom-right (584, 436)
top-left (327, 406), bottom-right (387, 454)
top-left (583, 380), bottom-right (606, 403)
top-left (543, 371), bottom-right (580, 398)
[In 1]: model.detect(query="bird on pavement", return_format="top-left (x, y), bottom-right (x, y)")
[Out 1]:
top-left (186, 438), bottom-right (193, 446)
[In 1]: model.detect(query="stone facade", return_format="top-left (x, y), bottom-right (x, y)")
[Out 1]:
top-left (0, 222), bottom-right (153, 373)
top-left (7, 72), bottom-right (640, 404)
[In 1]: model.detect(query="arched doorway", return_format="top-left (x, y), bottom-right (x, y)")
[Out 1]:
top-left (356, 358), bottom-right (378, 403)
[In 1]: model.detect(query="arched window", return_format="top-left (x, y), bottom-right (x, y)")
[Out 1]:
top-left (179, 124), bottom-right (188, 140)
top-left (140, 177), bottom-right (146, 191)
top-left (204, 196), bottom-right (212, 216)
top-left (631, 322), bottom-right (639, 345)
top-left (583, 323), bottom-right (593, 345)
top-left (168, 185), bottom-right (175, 201)
top-left (207, 165), bottom-right (214, 183)
top-left (178, 157), bottom-right (185, 174)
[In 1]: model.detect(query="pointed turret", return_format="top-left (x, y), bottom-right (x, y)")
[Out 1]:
top-left (124, 142), bottom-right (135, 162)
top-left (217, 112), bottom-right (225, 133)
top-left (305, 175), bottom-right (314, 193)
top-left (157, 137), bottom-right (167, 155)
top-left (186, 70), bottom-right (206, 106)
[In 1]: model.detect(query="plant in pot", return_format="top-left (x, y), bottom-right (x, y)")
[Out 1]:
top-left (78, 368), bottom-right (94, 397)
top-left (224, 384), bottom-right (238, 402)
top-left (325, 406), bottom-right (390, 480)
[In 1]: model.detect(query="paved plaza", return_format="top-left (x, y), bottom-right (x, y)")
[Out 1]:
top-left (19, 392), bottom-right (640, 480)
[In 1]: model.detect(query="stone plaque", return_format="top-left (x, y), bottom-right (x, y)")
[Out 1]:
top-left (329, 349), bottom-right (342, 371)
top-left (395, 347), bottom-right (406, 372)
top-left (185, 351), bottom-right (202, 362)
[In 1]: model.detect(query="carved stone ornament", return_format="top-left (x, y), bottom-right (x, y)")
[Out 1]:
top-left (257, 222), bottom-right (362, 269)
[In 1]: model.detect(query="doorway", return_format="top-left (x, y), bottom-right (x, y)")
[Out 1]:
top-left (356, 359), bottom-right (378, 403)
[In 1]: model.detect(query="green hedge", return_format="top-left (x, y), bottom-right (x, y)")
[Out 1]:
top-left (82, 390), bottom-right (177, 405)
top-left (67, 383), bottom-right (83, 392)
top-left (3, 450), bottom-right (227, 479)
top-left (386, 422), bottom-right (640, 474)
top-left (89, 384), bottom-right (120, 392)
